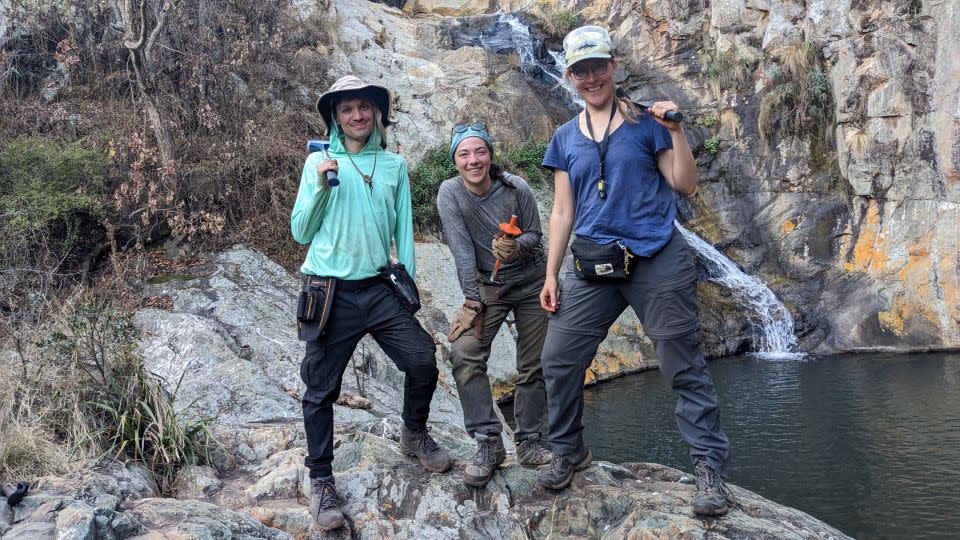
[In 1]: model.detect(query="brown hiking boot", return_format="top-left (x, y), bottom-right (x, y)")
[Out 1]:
top-left (309, 476), bottom-right (345, 531)
top-left (463, 432), bottom-right (506, 487)
top-left (692, 459), bottom-right (735, 516)
top-left (400, 425), bottom-right (452, 473)
top-left (516, 434), bottom-right (553, 467)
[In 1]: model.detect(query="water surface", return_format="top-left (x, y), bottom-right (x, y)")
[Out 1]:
top-left (574, 352), bottom-right (960, 539)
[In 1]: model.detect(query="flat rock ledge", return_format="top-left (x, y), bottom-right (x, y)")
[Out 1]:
top-left (3, 422), bottom-right (850, 539)
top-left (1, 246), bottom-right (849, 538)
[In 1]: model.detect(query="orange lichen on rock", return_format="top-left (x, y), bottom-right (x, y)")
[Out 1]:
top-left (877, 296), bottom-right (910, 336)
top-left (897, 240), bottom-right (931, 283)
top-left (584, 351), bottom-right (648, 385)
top-left (878, 294), bottom-right (940, 337)
top-left (491, 380), bottom-right (516, 402)
top-left (782, 220), bottom-right (796, 235)
top-left (842, 200), bottom-right (890, 273)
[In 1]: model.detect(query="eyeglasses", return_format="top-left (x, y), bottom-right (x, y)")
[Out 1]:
top-left (452, 122), bottom-right (488, 134)
top-left (569, 61), bottom-right (611, 81)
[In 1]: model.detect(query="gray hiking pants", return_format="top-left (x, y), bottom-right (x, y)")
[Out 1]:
top-left (450, 261), bottom-right (549, 442)
top-left (542, 232), bottom-right (732, 477)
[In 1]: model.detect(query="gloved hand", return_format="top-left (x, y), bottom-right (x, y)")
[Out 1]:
top-left (492, 233), bottom-right (521, 263)
top-left (447, 299), bottom-right (484, 342)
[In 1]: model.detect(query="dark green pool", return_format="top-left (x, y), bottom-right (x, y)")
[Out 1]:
top-left (571, 352), bottom-right (960, 539)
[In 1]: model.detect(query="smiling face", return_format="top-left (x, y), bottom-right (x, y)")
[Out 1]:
top-left (569, 58), bottom-right (616, 109)
top-left (453, 137), bottom-right (493, 195)
top-left (334, 97), bottom-right (375, 146)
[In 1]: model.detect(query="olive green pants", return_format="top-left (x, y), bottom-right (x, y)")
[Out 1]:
top-left (450, 262), bottom-right (549, 442)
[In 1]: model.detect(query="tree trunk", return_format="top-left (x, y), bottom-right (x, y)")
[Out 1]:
top-left (142, 90), bottom-right (174, 167)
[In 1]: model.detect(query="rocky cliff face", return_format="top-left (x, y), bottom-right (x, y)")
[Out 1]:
top-left (2, 247), bottom-right (851, 539)
top-left (318, 0), bottom-right (958, 354)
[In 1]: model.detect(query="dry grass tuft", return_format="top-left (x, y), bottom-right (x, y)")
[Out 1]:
top-left (781, 40), bottom-right (814, 82)
top-left (756, 38), bottom-right (832, 149)
top-left (703, 46), bottom-right (755, 99)
top-left (720, 109), bottom-right (742, 139)
top-left (845, 127), bottom-right (871, 158)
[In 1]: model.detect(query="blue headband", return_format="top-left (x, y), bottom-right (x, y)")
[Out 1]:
top-left (449, 126), bottom-right (494, 161)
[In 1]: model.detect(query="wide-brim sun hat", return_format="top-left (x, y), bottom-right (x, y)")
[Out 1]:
top-left (316, 75), bottom-right (392, 134)
top-left (562, 25), bottom-right (613, 69)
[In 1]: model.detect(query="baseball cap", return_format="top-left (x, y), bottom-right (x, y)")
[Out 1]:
top-left (563, 26), bottom-right (613, 69)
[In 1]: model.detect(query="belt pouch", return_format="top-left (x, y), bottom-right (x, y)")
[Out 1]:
top-left (570, 236), bottom-right (636, 281)
top-left (379, 263), bottom-right (421, 313)
top-left (297, 277), bottom-right (336, 341)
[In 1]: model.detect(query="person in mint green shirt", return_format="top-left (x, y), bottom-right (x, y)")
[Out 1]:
top-left (290, 75), bottom-right (451, 532)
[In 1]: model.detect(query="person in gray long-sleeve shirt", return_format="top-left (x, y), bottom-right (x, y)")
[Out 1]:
top-left (437, 122), bottom-right (553, 487)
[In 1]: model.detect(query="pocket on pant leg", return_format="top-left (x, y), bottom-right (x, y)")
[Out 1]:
top-left (644, 278), bottom-right (700, 339)
top-left (300, 341), bottom-right (329, 390)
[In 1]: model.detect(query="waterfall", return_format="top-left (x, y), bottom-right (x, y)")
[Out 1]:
top-left (675, 223), bottom-right (804, 360)
top-left (491, 14), bottom-right (582, 107)
top-left (466, 13), bottom-right (582, 109)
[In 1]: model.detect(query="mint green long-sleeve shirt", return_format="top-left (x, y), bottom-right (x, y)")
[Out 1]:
top-left (290, 120), bottom-right (416, 280)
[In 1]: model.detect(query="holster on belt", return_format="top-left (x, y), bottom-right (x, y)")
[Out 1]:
top-left (494, 280), bottom-right (516, 299)
top-left (297, 276), bottom-right (336, 341)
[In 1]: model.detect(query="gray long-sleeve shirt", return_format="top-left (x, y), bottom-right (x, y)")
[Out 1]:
top-left (437, 173), bottom-right (544, 301)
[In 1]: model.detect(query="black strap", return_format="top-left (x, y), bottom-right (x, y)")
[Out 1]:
top-left (584, 103), bottom-right (617, 197)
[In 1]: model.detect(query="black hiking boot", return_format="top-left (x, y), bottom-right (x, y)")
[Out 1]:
top-left (463, 432), bottom-right (506, 487)
top-left (692, 459), bottom-right (735, 516)
top-left (400, 425), bottom-right (452, 473)
top-left (1, 482), bottom-right (29, 507)
top-left (516, 434), bottom-right (553, 467)
top-left (308, 476), bottom-right (345, 531)
top-left (537, 447), bottom-right (592, 490)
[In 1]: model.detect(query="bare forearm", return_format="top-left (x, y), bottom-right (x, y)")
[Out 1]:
top-left (669, 129), bottom-right (698, 194)
top-left (546, 211), bottom-right (573, 279)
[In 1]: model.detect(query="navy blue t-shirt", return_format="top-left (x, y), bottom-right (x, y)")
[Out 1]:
top-left (542, 113), bottom-right (675, 256)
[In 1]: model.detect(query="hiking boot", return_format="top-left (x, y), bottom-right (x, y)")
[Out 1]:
top-left (400, 425), bottom-right (452, 473)
top-left (463, 432), bottom-right (507, 487)
top-left (1, 482), bottom-right (29, 507)
top-left (516, 434), bottom-right (553, 467)
top-left (692, 459), bottom-right (735, 516)
top-left (308, 476), bottom-right (345, 531)
top-left (537, 447), bottom-right (592, 490)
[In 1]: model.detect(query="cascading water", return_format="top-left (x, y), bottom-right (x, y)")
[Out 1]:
top-left (675, 222), bottom-right (804, 360)
top-left (485, 14), bottom-right (583, 108)
top-left (454, 13), bottom-right (582, 109)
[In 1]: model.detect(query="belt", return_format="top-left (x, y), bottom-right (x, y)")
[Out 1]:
top-left (304, 274), bottom-right (382, 291)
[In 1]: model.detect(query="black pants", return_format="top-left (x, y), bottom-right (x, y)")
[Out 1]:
top-left (300, 276), bottom-right (438, 477)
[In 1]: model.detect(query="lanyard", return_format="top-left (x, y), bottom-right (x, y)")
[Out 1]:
top-left (584, 103), bottom-right (617, 200)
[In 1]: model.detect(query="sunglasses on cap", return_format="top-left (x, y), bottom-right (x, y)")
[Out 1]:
top-left (570, 61), bottom-right (611, 81)
top-left (452, 122), bottom-right (488, 133)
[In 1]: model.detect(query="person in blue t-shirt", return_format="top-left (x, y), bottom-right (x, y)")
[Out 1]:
top-left (536, 25), bottom-right (735, 517)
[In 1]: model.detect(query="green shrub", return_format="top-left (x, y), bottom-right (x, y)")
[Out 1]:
top-left (547, 9), bottom-right (579, 37)
top-left (502, 139), bottom-right (549, 187)
top-left (0, 136), bottom-right (104, 236)
top-left (703, 115), bottom-right (717, 129)
top-left (0, 136), bottom-right (110, 329)
top-left (42, 300), bottom-right (218, 494)
top-left (703, 136), bottom-right (721, 155)
top-left (409, 140), bottom-right (549, 233)
top-left (409, 145), bottom-right (457, 233)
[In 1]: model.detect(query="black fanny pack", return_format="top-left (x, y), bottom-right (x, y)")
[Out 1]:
top-left (570, 236), bottom-right (636, 281)
top-left (297, 277), bottom-right (336, 341)
top-left (380, 263), bottom-right (421, 313)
